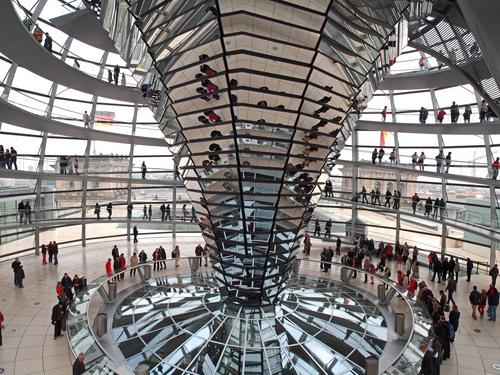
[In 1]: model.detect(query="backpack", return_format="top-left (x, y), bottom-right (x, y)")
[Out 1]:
top-left (446, 323), bottom-right (455, 340)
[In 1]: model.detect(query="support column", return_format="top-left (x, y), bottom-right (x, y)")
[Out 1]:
top-left (350, 129), bottom-right (358, 240)
top-left (429, 89), bottom-right (447, 257)
top-left (172, 157), bottom-right (178, 239)
top-left (126, 105), bottom-right (138, 242)
top-left (389, 90), bottom-right (401, 243)
top-left (81, 52), bottom-right (108, 247)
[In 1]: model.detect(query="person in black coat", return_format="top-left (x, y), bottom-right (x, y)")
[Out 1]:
top-left (419, 343), bottom-right (433, 375)
top-left (466, 258), bottom-right (473, 282)
top-left (133, 226), bottom-right (139, 243)
top-left (73, 353), bottom-right (86, 375)
top-left (432, 259), bottom-right (442, 283)
top-left (51, 302), bottom-right (64, 339)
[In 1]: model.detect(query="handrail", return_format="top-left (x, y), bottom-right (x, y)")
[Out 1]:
top-left (72, 258), bottom-right (432, 374)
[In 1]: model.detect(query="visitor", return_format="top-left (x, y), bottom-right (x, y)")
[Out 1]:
top-left (130, 253), bottom-right (138, 276)
top-left (195, 244), bottom-right (204, 265)
top-left (121, 73), bottom-right (126, 87)
top-left (479, 100), bottom-right (487, 122)
top-left (191, 206), bottom-right (196, 222)
top-left (172, 245), bottom-right (180, 267)
top-left (448, 304), bottom-right (460, 339)
top-left (381, 106), bottom-right (388, 122)
top-left (374, 188), bottom-right (381, 205)
top-left (138, 250), bottom-right (147, 263)
top-left (113, 65), bottom-right (120, 85)
top-left (389, 148), bottom-right (396, 164)
top-left (411, 193), bottom-right (420, 214)
top-left (336, 237), bottom-right (341, 256)
top-left (371, 148), bottom-right (377, 164)
top-left (148, 204), bottom-right (152, 220)
top-left (324, 218), bottom-right (332, 238)
top-left (490, 264), bottom-right (499, 286)
top-left (165, 204), bottom-right (171, 220)
top-left (377, 148), bottom-right (385, 163)
top-left (9, 147), bottom-right (17, 170)
top-left (105, 258), bottom-right (112, 278)
top-left (182, 204), bottom-right (188, 221)
top-left (113, 255), bottom-right (121, 281)
top-left (479, 288), bottom-right (487, 319)
top-left (324, 180), bottom-right (333, 197)
top-left (43, 32), bottom-right (52, 52)
top-left (370, 189), bottom-right (376, 204)
top-left (445, 277), bottom-right (456, 305)
top-left (33, 25), bottom-right (43, 43)
top-left (127, 203), bottom-right (133, 219)
top-left (141, 161), bottom-right (147, 179)
top-left (417, 152), bottom-right (426, 170)
top-left (487, 287), bottom-right (499, 321)
top-left (437, 108), bottom-right (446, 124)
top-left (0, 310), bottom-right (4, 346)
top-left (51, 302), bottom-right (64, 339)
top-left (418, 56), bottom-right (425, 70)
top-left (418, 342), bottom-right (433, 375)
top-left (111, 245), bottom-right (119, 259)
top-left (24, 201), bottom-right (32, 224)
top-left (419, 107), bottom-right (428, 124)
top-left (439, 198), bottom-right (446, 220)
top-left (106, 202), bottom-right (112, 219)
top-left (469, 285), bottom-right (480, 320)
top-left (492, 157), bottom-right (500, 179)
top-left (444, 152), bottom-right (451, 173)
top-left (463, 105), bottom-right (472, 123)
top-left (431, 256), bottom-right (442, 283)
top-left (94, 203), bottom-right (101, 220)
top-left (466, 258), bottom-right (473, 282)
top-left (41, 244), bottom-right (47, 265)
top-left (133, 226), bottom-right (138, 243)
top-left (411, 152), bottom-right (418, 169)
top-left (73, 353), bottom-right (86, 375)
top-left (435, 150), bottom-right (444, 173)
top-left (384, 189), bottom-right (392, 207)
top-left (435, 315), bottom-right (451, 360)
top-left (160, 203), bottom-right (166, 221)
top-left (424, 197), bottom-right (432, 216)
top-left (142, 205), bottom-right (147, 220)
top-left (12, 259), bottom-right (24, 288)
top-left (450, 102), bottom-right (459, 123)
top-left (107, 69), bottom-right (113, 83)
top-left (360, 186), bottom-right (368, 204)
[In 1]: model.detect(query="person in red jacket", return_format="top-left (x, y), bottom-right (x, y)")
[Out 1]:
top-left (120, 254), bottom-right (126, 280)
top-left (0, 310), bottom-right (4, 346)
top-left (437, 108), bottom-right (446, 123)
top-left (492, 157), bottom-right (500, 180)
top-left (56, 282), bottom-right (64, 303)
top-left (105, 258), bottom-right (112, 278)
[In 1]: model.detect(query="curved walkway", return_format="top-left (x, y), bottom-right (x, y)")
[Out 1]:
top-left (355, 119), bottom-right (500, 135)
top-left (50, 8), bottom-right (117, 53)
top-left (378, 68), bottom-right (469, 90)
top-left (322, 196), bottom-right (500, 242)
top-left (0, 99), bottom-right (166, 147)
top-left (0, 169), bottom-right (177, 186)
top-left (0, 218), bottom-right (197, 232)
top-left (0, 0), bottom-right (145, 104)
top-left (336, 160), bottom-right (498, 188)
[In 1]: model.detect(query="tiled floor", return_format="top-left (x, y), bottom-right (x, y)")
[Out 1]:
top-left (0, 235), bottom-right (499, 375)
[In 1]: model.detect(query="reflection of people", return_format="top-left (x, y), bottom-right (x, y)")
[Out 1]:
top-left (72, 352), bottom-right (86, 375)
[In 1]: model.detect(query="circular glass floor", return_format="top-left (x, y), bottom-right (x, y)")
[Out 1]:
top-left (112, 274), bottom-right (388, 374)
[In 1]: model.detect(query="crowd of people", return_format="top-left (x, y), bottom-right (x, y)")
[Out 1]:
top-left (58, 155), bottom-right (79, 175)
top-left (0, 146), bottom-right (18, 169)
top-left (304, 235), bottom-right (499, 375)
top-left (369, 147), bottom-right (454, 174)
top-left (40, 241), bottom-right (60, 265)
top-left (93, 202), bottom-right (197, 222)
top-left (417, 100), bottom-right (497, 124)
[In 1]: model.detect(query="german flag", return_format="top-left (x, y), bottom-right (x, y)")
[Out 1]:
top-left (94, 111), bottom-right (115, 126)
top-left (380, 130), bottom-right (390, 147)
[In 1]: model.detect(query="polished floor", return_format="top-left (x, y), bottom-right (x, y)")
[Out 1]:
top-left (0, 235), bottom-right (499, 375)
